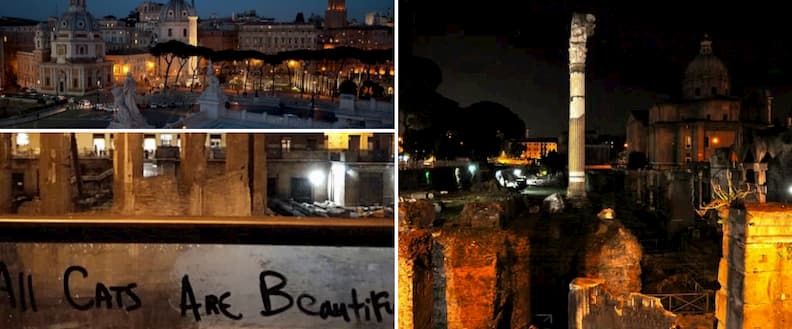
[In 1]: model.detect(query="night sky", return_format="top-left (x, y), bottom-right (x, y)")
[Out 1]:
top-left (403, 0), bottom-right (792, 137)
top-left (0, 0), bottom-right (391, 22)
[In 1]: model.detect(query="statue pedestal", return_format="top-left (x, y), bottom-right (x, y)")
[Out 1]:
top-left (199, 94), bottom-right (225, 120)
top-left (339, 94), bottom-right (355, 111)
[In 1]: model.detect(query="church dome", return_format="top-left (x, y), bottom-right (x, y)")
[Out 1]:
top-left (55, 1), bottom-right (97, 34)
top-left (159, 0), bottom-right (196, 22)
top-left (682, 36), bottom-right (730, 100)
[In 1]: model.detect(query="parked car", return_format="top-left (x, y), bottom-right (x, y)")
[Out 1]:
top-left (494, 166), bottom-right (529, 190)
top-left (79, 99), bottom-right (92, 109)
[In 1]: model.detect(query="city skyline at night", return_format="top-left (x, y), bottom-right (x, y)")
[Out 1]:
top-left (0, 0), bottom-right (391, 23)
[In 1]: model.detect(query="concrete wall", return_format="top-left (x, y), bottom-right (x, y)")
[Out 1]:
top-left (0, 243), bottom-right (394, 329)
top-left (717, 203), bottom-right (792, 329)
top-left (568, 278), bottom-right (676, 329)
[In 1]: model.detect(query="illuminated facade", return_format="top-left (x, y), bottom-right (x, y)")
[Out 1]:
top-left (33, 0), bottom-right (113, 96)
top-left (238, 22), bottom-right (319, 54)
top-left (106, 49), bottom-right (155, 84)
top-left (626, 37), bottom-right (772, 168)
top-left (157, 0), bottom-right (198, 80)
top-left (320, 26), bottom-right (394, 50)
top-left (521, 137), bottom-right (558, 162)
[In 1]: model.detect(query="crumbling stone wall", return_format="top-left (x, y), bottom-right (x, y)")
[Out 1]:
top-left (398, 198), bottom-right (530, 329)
top-left (202, 169), bottom-right (251, 217)
top-left (131, 175), bottom-right (184, 216)
top-left (398, 230), bottom-right (433, 329)
top-left (580, 218), bottom-right (643, 297)
top-left (717, 203), bottom-right (792, 329)
top-left (568, 278), bottom-right (677, 329)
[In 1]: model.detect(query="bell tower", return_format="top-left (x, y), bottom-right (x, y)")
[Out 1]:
top-left (325, 0), bottom-right (347, 29)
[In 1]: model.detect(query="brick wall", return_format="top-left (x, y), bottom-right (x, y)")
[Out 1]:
top-left (569, 278), bottom-right (677, 329)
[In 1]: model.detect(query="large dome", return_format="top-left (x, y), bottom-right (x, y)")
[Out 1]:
top-left (682, 36), bottom-right (730, 100)
top-left (159, 0), bottom-right (196, 22)
top-left (55, 3), bottom-right (97, 34)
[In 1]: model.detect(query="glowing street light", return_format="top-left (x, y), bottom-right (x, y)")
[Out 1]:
top-left (309, 170), bottom-right (325, 186)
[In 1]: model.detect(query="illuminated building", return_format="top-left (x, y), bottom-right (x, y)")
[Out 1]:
top-left (32, 0), bottom-right (114, 96)
top-left (106, 49), bottom-right (155, 84)
top-left (626, 36), bottom-right (772, 169)
top-left (155, 0), bottom-right (198, 83)
top-left (521, 137), bottom-right (558, 163)
top-left (325, 0), bottom-right (347, 29)
top-left (237, 22), bottom-right (319, 54)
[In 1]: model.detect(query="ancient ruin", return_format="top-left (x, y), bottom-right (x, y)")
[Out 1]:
top-left (567, 13), bottom-right (595, 204)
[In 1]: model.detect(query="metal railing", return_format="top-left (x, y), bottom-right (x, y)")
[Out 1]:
top-left (648, 291), bottom-right (715, 314)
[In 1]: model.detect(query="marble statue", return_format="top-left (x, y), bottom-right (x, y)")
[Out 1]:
top-left (108, 72), bottom-right (151, 128)
top-left (202, 60), bottom-right (224, 101)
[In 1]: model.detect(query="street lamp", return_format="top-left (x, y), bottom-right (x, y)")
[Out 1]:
top-left (96, 80), bottom-right (101, 108)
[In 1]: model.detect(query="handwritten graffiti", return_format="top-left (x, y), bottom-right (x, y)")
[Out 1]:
top-left (0, 262), bottom-right (37, 312)
top-left (1, 262), bottom-right (393, 325)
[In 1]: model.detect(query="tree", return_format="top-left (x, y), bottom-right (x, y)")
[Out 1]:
top-left (540, 151), bottom-right (565, 173)
top-left (508, 141), bottom-right (527, 158)
top-left (188, 46), bottom-right (214, 92)
top-left (457, 101), bottom-right (526, 161)
top-left (339, 80), bottom-right (357, 95)
top-left (150, 40), bottom-right (192, 90)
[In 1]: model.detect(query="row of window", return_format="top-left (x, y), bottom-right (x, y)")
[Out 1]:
top-left (241, 37), bottom-right (315, 46)
top-left (167, 28), bottom-right (188, 38)
top-left (693, 87), bottom-right (728, 97)
top-left (684, 136), bottom-right (720, 149)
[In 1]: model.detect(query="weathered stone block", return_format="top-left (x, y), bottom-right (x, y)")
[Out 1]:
top-left (398, 230), bottom-right (433, 329)
top-left (398, 200), bottom-right (435, 229)
top-left (569, 278), bottom-right (676, 329)
top-left (458, 201), bottom-right (506, 229)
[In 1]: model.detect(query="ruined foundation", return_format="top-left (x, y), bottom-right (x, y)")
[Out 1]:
top-left (398, 197), bottom-right (530, 329)
top-left (717, 203), bottom-right (792, 329)
top-left (568, 278), bottom-right (677, 329)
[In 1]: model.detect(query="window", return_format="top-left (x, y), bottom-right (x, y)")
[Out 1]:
top-left (168, 10), bottom-right (174, 17)
top-left (168, 29), bottom-right (172, 37)
top-left (16, 133), bottom-right (29, 146)
top-left (160, 134), bottom-right (173, 146)
top-left (704, 136), bottom-right (710, 148)
top-left (73, 78), bottom-right (78, 88)
top-left (685, 136), bottom-right (692, 149)
top-left (281, 137), bottom-right (292, 151)
top-left (706, 114), bottom-right (711, 120)
top-left (210, 134), bottom-right (222, 148)
top-left (712, 87), bottom-right (717, 96)
top-left (723, 114), bottom-right (728, 121)
top-left (695, 88), bottom-right (700, 96)
top-left (306, 139), bottom-right (317, 150)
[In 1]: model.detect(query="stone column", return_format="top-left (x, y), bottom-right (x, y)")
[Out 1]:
top-left (0, 134), bottom-right (11, 214)
top-left (225, 133), bottom-right (249, 175)
top-left (39, 133), bottom-right (73, 215)
top-left (251, 134), bottom-right (267, 215)
top-left (180, 133), bottom-right (206, 215)
top-left (567, 13), bottom-right (595, 203)
top-left (113, 133), bottom-right (143, 215)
